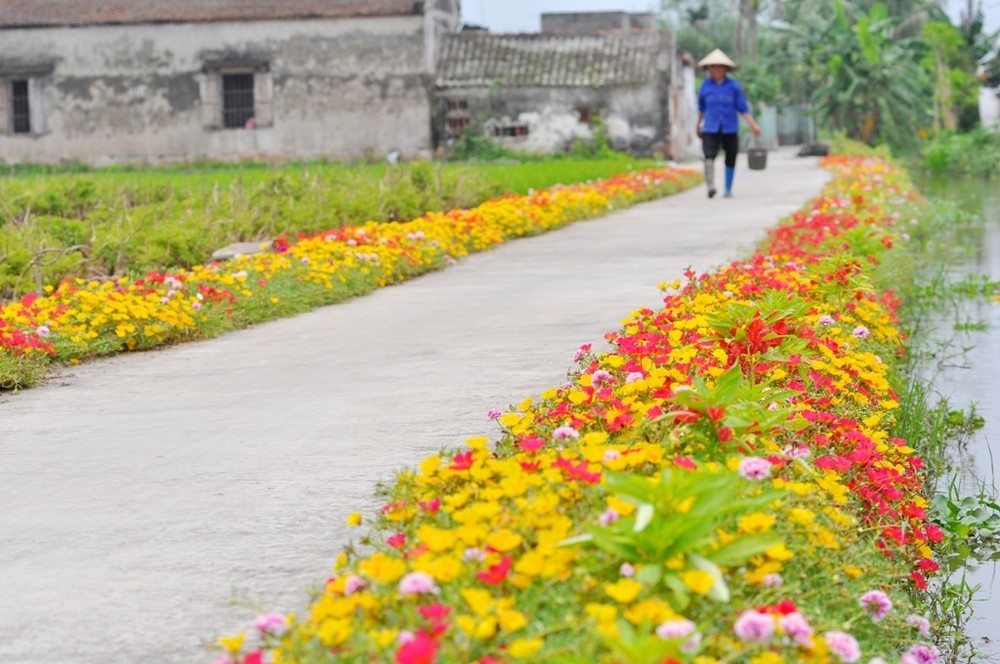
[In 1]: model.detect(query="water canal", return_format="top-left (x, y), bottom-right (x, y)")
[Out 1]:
top-left (914, 174), bottom-right (1000, 658)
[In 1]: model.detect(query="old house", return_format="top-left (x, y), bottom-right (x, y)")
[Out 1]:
top-left (0, 0), bottom-right (459, 165)
top-left (434, 11), bottom-right (695, 158)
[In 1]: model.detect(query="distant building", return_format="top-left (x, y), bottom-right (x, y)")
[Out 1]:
top-left (0, 3), bottom-right (701, 164)
top-left (435, 12), bottom-right (696, 158)
top-left (0, 0), bottom-right (460, 165)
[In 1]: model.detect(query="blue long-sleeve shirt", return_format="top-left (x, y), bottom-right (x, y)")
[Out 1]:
top-left (698, 77), bottom-right (750, 134)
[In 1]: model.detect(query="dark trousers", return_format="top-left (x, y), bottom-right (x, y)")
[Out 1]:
top-left (702, 132), bottom-right (739, 168)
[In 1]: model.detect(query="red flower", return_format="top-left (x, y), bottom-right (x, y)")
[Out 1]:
top-left (396, 632), bottom-right (438, 664)
top-left (673, 456), bottom-right (697, 470)
top-left (387, 533), bottom-right (407, 550)
top-left (518, 435), bottom-right (546, 453)
top-left (449, 451), bottom-right (475, 471)
top-left (477, 556), bottom-right (512, 585)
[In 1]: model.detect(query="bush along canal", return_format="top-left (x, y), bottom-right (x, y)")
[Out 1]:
top-left (905, 173), bottom-right (1000, 661)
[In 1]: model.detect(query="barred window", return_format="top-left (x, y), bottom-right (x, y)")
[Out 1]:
top-left (10, 80), bottom-right (30, 134)
top-left (221, 73), bottom-right (255, 129)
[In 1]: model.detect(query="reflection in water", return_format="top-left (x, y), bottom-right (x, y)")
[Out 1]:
top-left (916, 176), bottom-right (1000, 656)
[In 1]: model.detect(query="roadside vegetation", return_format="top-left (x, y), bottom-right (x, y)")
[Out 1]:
top-left (0, 154), bottom-right (658, 301)
top-left (0, 164), bottom-right (700, 390)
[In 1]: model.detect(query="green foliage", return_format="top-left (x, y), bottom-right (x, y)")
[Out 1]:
top-left (0, 156), bottom-right (657, 301)
top-left (564, 467), bottom-right (785, 611)
top-left (919, 128), bottom-right (1000, 177)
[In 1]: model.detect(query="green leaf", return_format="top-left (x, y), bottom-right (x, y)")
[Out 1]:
top-left (709, 533), bottom-right (783, 567)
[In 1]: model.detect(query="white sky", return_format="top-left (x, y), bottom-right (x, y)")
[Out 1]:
top-left (461, 1), bottom-right (1000, 35)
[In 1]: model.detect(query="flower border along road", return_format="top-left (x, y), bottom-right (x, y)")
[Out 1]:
top-left (217, 155), bottom-right (946, 664)
top-left (0, 167), bottom-right (700, 390)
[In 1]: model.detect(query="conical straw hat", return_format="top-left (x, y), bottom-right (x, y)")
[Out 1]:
top-left (698, 48), bottom-right (737, 70)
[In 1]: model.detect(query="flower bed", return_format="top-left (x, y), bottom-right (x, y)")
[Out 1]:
top-left (0, 167), bottom-right (699, 390)
top-left (215, 155), bottom-right (944, 664)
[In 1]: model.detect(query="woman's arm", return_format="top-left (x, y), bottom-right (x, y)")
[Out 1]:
top-left (742, 112), bottom-right (762, 136)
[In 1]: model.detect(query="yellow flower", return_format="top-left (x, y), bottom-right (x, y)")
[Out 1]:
top-left (487, 529), bottom-right (523, 553)
top-left (461, 588), bottom-right (494, 616)
top-left (605, 578), bottom-right (643, 603)
top-left (625, 598), bottom-right (675, 625)
top-left (346, 512), bottom-right (362, 527)
top-left (218, 632), bottom-right (245, 656)
top-left (357, 551), bottom-right (406, 585)
top-left (680, 569), bottom-right (715, 594)
top-left (738, 512), bottom-right (777, 534)
top-left (508, 637), bottom-right (544, 658)
top-left (499, 609), bottom-right (528, 633)
top-left (751, 653), bottom-right (785, 664)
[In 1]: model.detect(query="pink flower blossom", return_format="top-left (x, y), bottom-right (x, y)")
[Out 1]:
top-left (901, 644), bottom-right (940, 664)
top-left (552, 425), bottom-right (579, 440)
top-left (738, 457), bottom-right (772, 480)
top-left (762, 573), bottom-right (783, 588)
top-left (625, 371), bottom-right (644, 383)
top-left (253, 613), bottom-right (287, 636)
top-left (778, 612), bottom-right (813, 648)
top-left (619, 562), bottom-right (635, 577)
top-left (573, 343), bottom-right (592, 362)
top-left (905, 614), bottom-right (931, 636)
top-left (463, 547), bottom-right (485, 562)
top-left (598, 508), bottom-right (620, 526)
top-left (859, 590), bottom-right (892, 622)
top-left (853, 325), bottom-right (871, 339)
top-left (603, 449), bottom-right (620, 461)
top-left (591, 370), bottom-right (613, 388)
top-left (824, 631), bottom-right (861, 663)
top-left (656, 619), bottom-right (696, 639)
top-left (36, 325), bottom-right (50, 338)
top-left (487, 409), bottom-right (502, 420)
top-left (818, 314), bottom-right (835, 324)
top-left (344, 575), bottom-right (367, 596)
top-left (733, 610), bottom-right (775, 642)
top-left (398, 571), bottom-right (439, 596)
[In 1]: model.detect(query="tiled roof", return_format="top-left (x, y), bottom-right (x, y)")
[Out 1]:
top-left (436, 32), bottom-right (663, 89)
top-left (0, 0), bottom-right (419, 28)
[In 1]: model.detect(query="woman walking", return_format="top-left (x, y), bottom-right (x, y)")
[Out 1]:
top-left (696, 49), bottom-right (762, 198)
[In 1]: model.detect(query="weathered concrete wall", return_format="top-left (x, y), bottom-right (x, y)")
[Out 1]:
top-left (0, 15), bottom-right (433, 164)
top-left (438, 83), bottom-right (668, 155)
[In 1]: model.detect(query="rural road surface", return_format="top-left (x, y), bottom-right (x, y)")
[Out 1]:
top-left (0, 148), bottom-right (830, 663)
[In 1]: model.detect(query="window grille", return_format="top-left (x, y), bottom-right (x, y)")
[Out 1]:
top-left (10, 80), bottom-right (30, 134)
top-left (221, 73), bottom-right (255, 129)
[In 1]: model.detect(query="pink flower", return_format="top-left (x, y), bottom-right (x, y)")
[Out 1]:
top-left (625, 371), bottom-right (644, 383)
top-left (573, 343), bottom-right (592, 362)
top-left (762, 573), bottom-right (783, 588)
top-left (253, 613), bottom-right (287, 636)
top-left (487, 409), bottom-right (502, 420)
top-left (905, 614), bottom-right (931, 636)
top-left (733, 610), bottom-right (775, 642)
top-left (463, 547), bottom-right (485, 562)
top-left (901, 644), bottom-right (940, 664)
top-left (778, 612), bottom-right (813, 648)
top-left (738, 457), bottom-right (772, 480)
top-left (36, 325), bottom-right (50, 338)
top-left (192, 301), bottom-right (202, 312)
top-left (619, 562), bottom-right (635, 577)
top-left (591, 370), bottom-right (613, 387)
top-left (603, 449), bottom-right (620, 461)
top-left (656, 619), bottom-right (696, 639)
top-left (398, 571), bottom-right (439, 596)
top-left (344, 575), bottom-right (367, 596)
top-left (598, 508), bottom-right (620, 526)
top-left (853, 325), bottom-right (871, 339)
top-left (552, 425), bottom-right (579, 441)
top-left (824, 631), bottom-right (861, 663)
top-left (858, 590), bottom-right (892, 622)
top-left (818, 314), bottom-right (835, 325)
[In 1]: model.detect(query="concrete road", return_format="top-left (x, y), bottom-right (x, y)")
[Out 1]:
top-left (0, 148), bottom-right (830, 663)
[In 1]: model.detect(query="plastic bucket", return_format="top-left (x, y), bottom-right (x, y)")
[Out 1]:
top-left (748, 147), bottom-right (768, 170)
